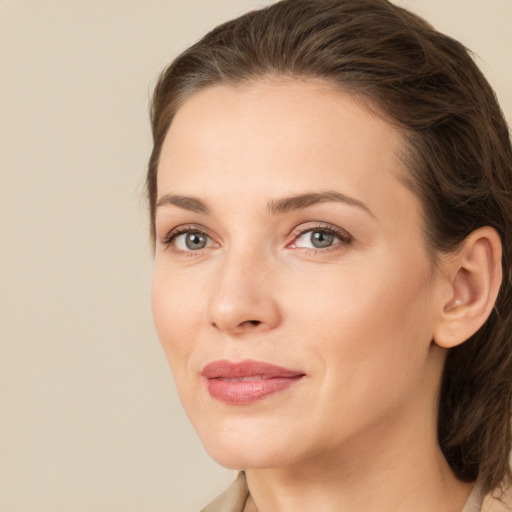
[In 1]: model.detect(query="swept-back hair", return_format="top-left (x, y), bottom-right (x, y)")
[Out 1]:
top-left (147, 0), bottom-right (512, 494)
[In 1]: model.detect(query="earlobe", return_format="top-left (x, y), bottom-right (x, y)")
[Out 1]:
top-left (433, 227), bottom-right (503, 349)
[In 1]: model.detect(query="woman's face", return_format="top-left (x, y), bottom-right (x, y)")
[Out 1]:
top-left (152, 80), bottom-right (449, 470)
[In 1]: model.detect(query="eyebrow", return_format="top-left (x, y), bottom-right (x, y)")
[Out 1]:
top-left (156, 193), bottom-right (210, 214)
top-left (267, 191), bottom-right (374, 217)
top-left (155, 190), bottom-right (374, 217)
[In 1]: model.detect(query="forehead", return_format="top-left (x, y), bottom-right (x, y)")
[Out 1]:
top-left (156, 79), bottom-right (421, 229)
top-left (163, 79), bottom-right (399, 152)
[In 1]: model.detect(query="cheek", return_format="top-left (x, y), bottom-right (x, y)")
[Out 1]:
top-left (286, 262), bottom-right (437, 447)
top-left (151, 264), bottom-right (206, 373)
top-left (293, 255), bottom-right (436, 388)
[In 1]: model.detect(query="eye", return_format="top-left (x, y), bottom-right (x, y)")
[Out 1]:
top-left (174, 231), bottom-right (211, 250)
top-left (161, 225), bottom-right (216, 252)
top-left (297, 230), bottom-right (337, 249)
top-left (289, 224), bottom-right (353, 251)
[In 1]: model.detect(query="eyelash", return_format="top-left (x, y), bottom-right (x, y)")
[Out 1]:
top-left (160, 223), bottom-right (353, 255)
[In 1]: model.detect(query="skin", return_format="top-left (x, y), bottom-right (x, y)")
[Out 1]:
top-left (152, 80), bottom-right (478, 511)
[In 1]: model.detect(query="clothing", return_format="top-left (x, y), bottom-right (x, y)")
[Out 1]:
top-left (200, 472), bottom-right (248, 512)
top-left (200, 472), bottom-right (512, 512)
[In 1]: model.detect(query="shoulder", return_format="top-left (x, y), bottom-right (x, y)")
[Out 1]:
top-left (482, 485), bottom-right (512, 512)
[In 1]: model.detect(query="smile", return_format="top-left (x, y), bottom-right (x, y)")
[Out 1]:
top-left (201, 359), bottom-right (306, 405)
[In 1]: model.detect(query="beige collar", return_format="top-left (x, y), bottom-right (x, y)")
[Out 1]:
top-left (200, 472), bottom-right (249, 512)
top-left (201, 472), bottom-right (512, 512)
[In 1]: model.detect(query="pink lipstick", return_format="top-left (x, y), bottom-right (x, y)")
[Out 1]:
top-left (201, 360), bottom-right (305, 405)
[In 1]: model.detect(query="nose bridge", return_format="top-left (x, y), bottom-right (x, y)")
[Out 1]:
top-left (207, 237), bottom-right (280, 333)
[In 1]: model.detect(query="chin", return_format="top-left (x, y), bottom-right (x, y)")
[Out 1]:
top-left (195, 417), bottom-right (304, 470)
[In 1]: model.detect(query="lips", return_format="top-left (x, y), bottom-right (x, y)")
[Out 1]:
top-left (201, 359), bottom-right (306, 405)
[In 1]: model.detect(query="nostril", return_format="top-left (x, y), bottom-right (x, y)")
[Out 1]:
top-left (210, 320), bottom-right (261, 329)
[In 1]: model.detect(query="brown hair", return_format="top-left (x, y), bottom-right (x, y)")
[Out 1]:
top-left (147, 0), bottom-right (512, 495)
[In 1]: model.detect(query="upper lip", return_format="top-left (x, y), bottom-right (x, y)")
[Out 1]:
top-left (201, 359), bottom-right (305, 379)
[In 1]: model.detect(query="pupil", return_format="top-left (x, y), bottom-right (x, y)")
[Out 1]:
top-left (311, 231), bottom-right (334, 248)
top-left (186, 232), bottom-right (206, 250)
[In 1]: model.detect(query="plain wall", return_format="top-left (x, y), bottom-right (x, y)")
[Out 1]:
top-left (1, 1), bottom-right (511, 510)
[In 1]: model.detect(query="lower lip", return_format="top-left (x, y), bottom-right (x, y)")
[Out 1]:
top-left (206, 376), bottom-right (304, 405)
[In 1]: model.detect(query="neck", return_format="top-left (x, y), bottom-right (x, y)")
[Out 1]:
top-left (244, 390), bottom-right (473, 512)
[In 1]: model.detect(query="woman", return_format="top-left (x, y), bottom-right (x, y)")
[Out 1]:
top-left (147, 0), bottom-right (512, 510)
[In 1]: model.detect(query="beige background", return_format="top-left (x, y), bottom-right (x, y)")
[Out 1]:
top-left (1, 0), bottom-right (510, 510)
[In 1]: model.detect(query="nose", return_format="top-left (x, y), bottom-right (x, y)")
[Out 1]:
top-left (207, 249), bottom-right (281, 335)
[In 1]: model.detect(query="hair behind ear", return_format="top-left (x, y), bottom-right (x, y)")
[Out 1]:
top-left (436, 227), bottom-right (511, 491)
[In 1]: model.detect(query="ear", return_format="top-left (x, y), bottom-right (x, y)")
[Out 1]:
top-left (433, 226), bottom-right (503, 349)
